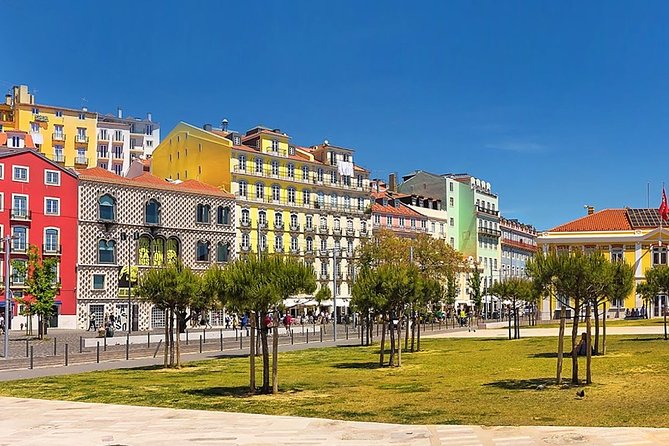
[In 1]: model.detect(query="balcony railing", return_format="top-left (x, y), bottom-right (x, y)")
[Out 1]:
top-left (346, 228), bottom-right (355, 236)
top-left (289, 223), bottom-right (300, 232)
top-left (319, 249), bottom-right (330, 257)
top-left (476, 205), bottom-right (499, 217)
top-left (75, 135), bottom-right (89, 144)
top-left (502, 238), bottom-right (538, 252)
top-left (98, 132), bottom-right (109, 141)
top-left (232, 166), bottom-right (371, 193)
top-left (52, 133), bottom-right (66, 142)
top-left (43, 244), bottom-right (62, 255)
top-left (240, 245), bottom-right (251, 252)
top-left (304, 226), bottom-right (315, 232)
top-left (10, 209), bottom-right (31, 220)
top-left (274, 222), bottom-right (285, 230)
top-left (258, 222), bottom-right (268, 230)
top-left (240, 220), bottom-right (251, 228)
top-left (332, 228), bottom-right (342, 236)
top-left (478, 227), bottom-right (502, 238)
top-left (319, 273), bottom-right (330, 280)
top-left (235, 193), bottom-right (366, 215)
top-left (112, 151), bottom-right (123, 160)
top-left (75, 156), bottom-right (89, 165)
top-left (52, 154), bottom-right (65, 163)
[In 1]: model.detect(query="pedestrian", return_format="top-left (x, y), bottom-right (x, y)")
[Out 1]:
top-left (224, 315), bottom-right (231, 329)
top-left (241, 313), bottom-right (249, 335)
top-left (0, 315), bottom-right (4, 334)
top-left (232, 314), bottom-right (238, 330)
top-left (88, 313), bottom-right (97, 331)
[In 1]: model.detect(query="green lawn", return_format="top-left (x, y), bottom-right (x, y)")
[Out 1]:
top-left (2, 336), bottom-right (669, 427)
top-left (531, 318), bottom-right (667, 329)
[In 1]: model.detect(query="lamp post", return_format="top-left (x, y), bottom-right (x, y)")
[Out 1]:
top-left (3, 235), bottom-right (11, 359)
top-left (120, 231), bottom-right (139, 334)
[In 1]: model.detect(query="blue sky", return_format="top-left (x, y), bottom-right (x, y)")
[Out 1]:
top-left (3, 0), bottom-right (669, 230)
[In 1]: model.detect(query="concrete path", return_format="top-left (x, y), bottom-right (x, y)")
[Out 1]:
top-left (3, 396), bottom-right (669, 446)
top-left (424, 325), bottom-right (666, 338)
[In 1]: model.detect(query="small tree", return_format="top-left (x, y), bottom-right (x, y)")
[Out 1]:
top-left (12, 245), bottom-right (60, 339)
top-left (468, 262), bottom-right (483, 317)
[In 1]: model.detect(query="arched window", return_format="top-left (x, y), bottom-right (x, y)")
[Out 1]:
top-left (44, 228), bottom-right (59, 253)
top-left (216, 242), bottom-right (230, 262)
top-left (306, 236), bottom-right (313, 252)
top-left (98, 240), bottom-right (116, 264)
top-left (196, 204), bottom-right (211, 223)
top-left (330, 193), bottom-right (337, 207)
top-left (241, 208), bottom-right (250, 225)
top-left (145, 199), bottom-right (160, 225)
top-left (151, 237), bottom-right (165, 265)
top-left (238, 180), bottom-right (248, 197)
top-left (138, 236), bottom-right (151, 266)
top-left (166, 238), bottom-right (180, 264)
top-left (287, 187), bottom-right (296, 204)
top-left (275, 212), bottom-right (283, 227)
top-left (290, 213), bottom-right (298, 228)
top-left (99, 194), bottom-right (116, 221)
top-left (196, 241), bottom-right (210, 262)
top-left (255, 182), bottom-right (264, 200)
top-left (217, 206), bottom-right (230, 225)
top-left (258, 210), bottom-right (267, 226)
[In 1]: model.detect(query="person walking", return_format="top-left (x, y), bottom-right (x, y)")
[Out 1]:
top-left (88, 313), bottom-right (97, 331)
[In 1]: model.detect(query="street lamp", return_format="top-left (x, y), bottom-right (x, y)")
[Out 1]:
top-left (120, 231), bottom-right (139, 334)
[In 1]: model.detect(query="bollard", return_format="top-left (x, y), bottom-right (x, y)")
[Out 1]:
top-left (320, 329), bottom-right (323, 342)
top-left (346, 325), bottom-right (349, 340)
top-left (79, 336), bottom-right (83, 353)
top-left (235, 328), bottom-right (238, 340)
top-left (306, 331), bottom-right (309, 343)
top-left (65, 344), bottom-right (69, 366)
top-left (377, 324), bottom-right (379, 336)
top-left (103, 335), bottom-right (107, 351)
top-left (29, 346), bottom-right (33, 370)
top-left (203, 328), bottom-right (206, 343)
top-left (239, 335), bottom-right (243, 350)
top-left (147, 332), bottom-right (151, 349)
top-left (186, 330), bottom-right (189, 345)
top-left (220, 330), bottom-right (223, 351)
top-left (291, 330), bottom-right (294, 345)
top-left (301, 324), bottom-right (304, 334)
top-left (126, 335), bottom-right (129, 360)
top-left (96, 342), bottom-right (100, 363)
top-left (53, 337), bottom-right (57, 356)
top-left (432, 322), bottom-right (434, 331)
top-left (25, 340), bottom-right (29, 358)
top-left (199, 335), bottom-right (203, 353)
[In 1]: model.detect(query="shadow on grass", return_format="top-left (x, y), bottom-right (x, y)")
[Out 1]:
top-left (483, 377), bottom-right (555, 390)
top-left (184, 386), bottom-right (256, 398)
top-left (529, 352), bottom-right (559, 358)
top-left (618, 337), bottom-right (667, 342)
top-left (331, 362), bottom-right (379, 369)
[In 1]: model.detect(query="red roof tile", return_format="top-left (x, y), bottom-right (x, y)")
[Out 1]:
top-left (549, 209), bottom-right (632, 232)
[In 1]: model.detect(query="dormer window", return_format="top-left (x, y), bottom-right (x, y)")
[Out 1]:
top-left (271, 139), bottom-right (279, 152)
top-left (382, 198), bottom-right (388, 207)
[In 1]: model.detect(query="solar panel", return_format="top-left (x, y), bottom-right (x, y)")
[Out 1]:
top-left (627, 208), bottom-right (662, 228)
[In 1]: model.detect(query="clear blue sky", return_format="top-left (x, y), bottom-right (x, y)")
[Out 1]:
top-left (4, 0), bottom-right (669, 230)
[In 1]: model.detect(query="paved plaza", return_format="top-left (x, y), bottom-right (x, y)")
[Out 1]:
top-left (3, 396), bottom-right (669, 446)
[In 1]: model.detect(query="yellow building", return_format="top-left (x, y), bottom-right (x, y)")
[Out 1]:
top-left (538, 207), bottom-right (668, 319)
top-left (152, 122), bottom-right (372, 317)
top-left (9, 85), bottom-right (98, 168)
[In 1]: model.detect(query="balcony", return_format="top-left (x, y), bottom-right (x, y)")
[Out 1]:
top-left (43, 244), bottom-right (62, 255)
top-left (130, 146), bottom-right (143, 153)
top-left (52, 133), bottom-right (66, 142)
top-left (476, 205), bottom-right (499, 217)
top-left (319, 273), bottom-right (330, 281)
top-left (75, 157), bottom-right (89, 166)
top-left (240, 244), bottom-right (251, 252)
top-left (113, 135), bottom-right (125, 144)
top-left (98, 132), bottom-right (109, 141)
top-left (112, 151), bottom-right (123, 160)
top-left (52, 154), bottom-right (65, 164)
top-left (274, 222), bottom-right (285, 230)
top-left (275, 247), bottom-right (284, 253)
top-left (75, 135), bottom-right (89, 144)
top-left (290, 247), bottom-right (300, 254)
top-left (318, 226), bottom-right (329, 235)
top-left (346, 228), bottom-right (355, 237)
top-left (231, 166), bottom-right (371, 192)
top-left (359, 228), bottom-right (368, 237)
top-left (502, 238), bottom-right (538, 253)
top-left (10, 209), bottom-right (31, 221)
top-left (258, 222), bottom-right (268, 231)
top-left (319, 249), bottom-right (330, 257)
top-left (332, 228), bottom-right (342, 236)
top-left (478, 227), bottom-right (502, 238)
top-left (240, 219), bottom-right (251, 228)
top-left (304, 225), bottom-right (315, 232)
top-left (289, 223), bottom-right (300, 232)
top-left (118, 287), bottom-right (138, 298)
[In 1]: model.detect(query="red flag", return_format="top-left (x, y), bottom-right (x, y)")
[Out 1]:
top-left (660, 187), bottom-right (669, 222)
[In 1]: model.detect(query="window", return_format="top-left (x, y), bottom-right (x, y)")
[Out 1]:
top-left (113, 164), bottom-right (122, 176)
top-left (241, 233), bottom-right (250, 249)
top-left (41, 228), bottom-right (58, 253)
top-left (45, 198), bottom-right (60, 215)
top-left (302, 165), bottom-right (309, 180)
top-left (611, 248), bottom-right (624, 263)
top-left (98, 194), bottom-right (116, 221)
top-left (290, 213), bottom-right (298, 228)
top-left (55, 110), bottom-right (63, 117)
top-left (151, 307), bottom-right (166, 329)
top-left (238, 155), bottom-right (247, 171)
top-left (653, 247), bottom-right (667, 266)
top-left (330, 193), bottom-right (337, 207)
top-left (217, 206), bottom-right (230, 225)
top-left (271, 139), bottom-right (279, 151)
top-left (399, 216), bottom-right (405, 227)
top-left (305, 215), bottom-right (313, 229)
top-left (357, 175), bottom-right (363, 188)
top-left (449, 182), bottom-right (454, 192)
top-left (320, 262), bottom-right (328, 277)
top-left (271, 160), bottom-right (279, 176)
top-left (360, 221), bottom-right (367, 232)
top-left (344, 195), bottom-right (351, 209)
top-left (196, 241), bottom-right (210, 261)
top-left (12, 227), bottom-right (27, 252)
top-left (112, 146), bottom-right (123, 159)
top-left (374, 214), bottom-right (381, 225)
top-left (306, 237), bottom-right (313, 252)
top-left (347, 239), bottom-right (354, 254)
top-left (79, 113), bottom-right (85, 120)
top-left (411, 218), bottom-right (416, 228)
top-left (287, 187), bottom-right (296, 204)
top-left (275, 212), bottom-right (283, 228)
top-left (330, 171), bottom-right (337, 184)
top-left (241, 209), bottom-right (250, 225)
top-left (196, 204), bottom-right (211, 223)
top-left (145, 199), bottom-right (160, 225)
top-left (303, 189), bottom-right (311, 205)
top-left (334, 218), bottom-right (341, 230)
top-left (431, 222), bottom-right (436, 232)
top-left (255, 157), bottom-right (263, 174)
top-left (291, 236), bottom-right (299, 252)
top-left (258, 210), bottom-right (267, 226)
top-left (347, 219), bottom-right (353, 230)
top-left (12, 195), bottom-right (28, 218)
top-left (271, 184), bottom-right (280, 201)
top-left (258, 234), bottom-right (267, 251)
top-left (449, 197), bottom-right (454, 207)
top-left (287, 163), bottom-right (294, 178)
top-left (317, 168), bottom-right (324, 182)
top-left (238, 180), bottom-right (248, 197)
top-left (320, 216), bottom-right (328, 229)
top-left (386, 216), bottom-right (392, 226)
top-left (13, 166), bottom-right (28, 182)
top-left (44, 170), bottom-right (60, 185)
top-left (92, 274), bottom-right (105, 290)
top-left (0, 164), bottom-right (3, 179)
top-left (320, 238), bottom-right (327, 252)
top-left (255, 182), bottom-right (264, 200)
top-left (98, 240), bottom-right (116, 264)
top-left (450, 217), bottom-right (455, 226)
top-left (11, 260), bottom-right (26, 285)
top-left (274, 235), bottom-right (283, 251)
top-left (216, 242), bottom-right (230, 262)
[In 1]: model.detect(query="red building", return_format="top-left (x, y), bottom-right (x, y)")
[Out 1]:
top-left (0, 130), bottom-right (78, 328)
top-left (370, 179), bottom-right (428, 238)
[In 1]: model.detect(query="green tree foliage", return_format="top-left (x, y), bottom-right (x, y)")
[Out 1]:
top-left (641, 265), bottom-right (669, 341)
top-left (12, 245), bottom-right (60, 339)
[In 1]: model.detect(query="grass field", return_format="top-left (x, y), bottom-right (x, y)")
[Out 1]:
top-left (2, 335), bottom-right (669, 427)
top-left (529, 318), bottom-right (667, 329)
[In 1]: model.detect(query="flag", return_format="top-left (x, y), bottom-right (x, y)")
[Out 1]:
top-left (660, 187), bottom-right (669, 222)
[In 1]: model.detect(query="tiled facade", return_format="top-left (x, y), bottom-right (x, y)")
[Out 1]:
top-left (76, 168), bottom-right (236, 330)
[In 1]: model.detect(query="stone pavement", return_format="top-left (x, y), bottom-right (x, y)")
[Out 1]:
top-left (3, 396), bottom-right (669, 446)
top-left (424, 325), bottom-right (666, 339)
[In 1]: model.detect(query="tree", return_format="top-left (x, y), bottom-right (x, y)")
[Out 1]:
top-left (135, 261), bottom-right (201, 368)
top-left (488, 277), bottom-right (532, 340)
top-left (468, 262), bottom-right (483, 317)
top-left (208, 255), bottom-right (315, 394)
top-left (601, 261), bottom-right (634, 354)
top-left (642, 265), bottom-right (669, 340)
top-left (12, 245), bottom-right (60, 339)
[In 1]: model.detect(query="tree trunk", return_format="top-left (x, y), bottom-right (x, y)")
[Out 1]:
top-left (593, 302), bottom-right (600, 355)
top-left (389, 321), bottom-right (396, 367)
top-left (417, 312), bottom-right (421, 352)
top-left (249, 312), bottom-right (256, 393)
top-left (508, 306), bottom-right (512, 340)
top-left (397, 315), bottom-right (402, 367)
top-left (163, 309), bottom-right (169, 368)
top-left (379, 318), bottom-right (386, 366)
top-left (586, 302), bottom-right (592, 385)
top-left (169, 308), bottom-right (175, 367)
top-left (571, 299), bottom-right (580, 385)
top-left (410, 313), bottom-right (416, 352)
top-left (556, 306), bottom-right (566, 384)
top-left (261, 314), bottom-right (270, 394)
top-left (272, 307), bottom-right (279, 394)
top-left (602, 301), bottom-right (607, 355)
top-left (404, 314), bottom-right (410, 352)
top-left (175, 311), bottom-right (181, 368)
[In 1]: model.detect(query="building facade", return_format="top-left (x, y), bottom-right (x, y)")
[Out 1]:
top-left (537, 207), bottom-right (664, 320)
top-left (370, 179), bottom-right (428, 238)
top-left (76, 168), bottom-right (236, 330)
top-left (152, 122), bottom-right (372, 317)
top-left (9, 85), bottom-right (98, 169)
top-left (0, 135), bottom-right (79, 328)
top-left (500, 217), bottom-right (537, 280)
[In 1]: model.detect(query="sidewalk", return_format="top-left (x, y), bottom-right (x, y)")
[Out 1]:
top-left (3, 396), bottom-right (669, 445)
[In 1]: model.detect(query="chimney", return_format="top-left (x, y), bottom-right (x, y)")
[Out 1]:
top-left (4, 94), bottom-right (10, 106)
top-left (117, 107), bottom-right (123, 119)
top-left (221, 119), bottom-right (229, 131)
top-left (203, 124), bottom-right (213, 131)
top-left (388, 173), bottom-right (397, 192)
top-left (586, 205), bottom-right (595, 215)
top-left (147, 112), bottom-right (152, 122)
